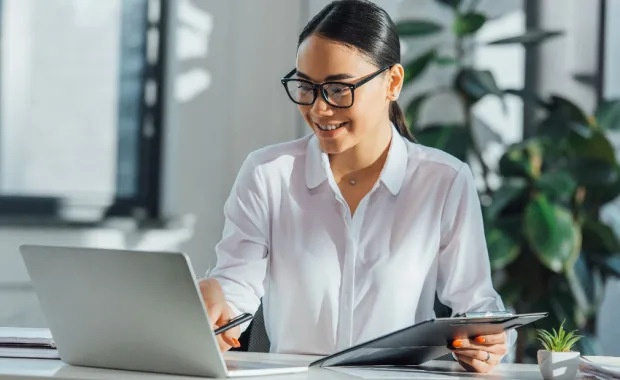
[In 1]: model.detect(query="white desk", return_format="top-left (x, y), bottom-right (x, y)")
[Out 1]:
top-left (0, 352), bottom-right (557, 380)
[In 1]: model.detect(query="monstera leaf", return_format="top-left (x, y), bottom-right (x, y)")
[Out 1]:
top-left (524, 195), bottom-right (580, 273)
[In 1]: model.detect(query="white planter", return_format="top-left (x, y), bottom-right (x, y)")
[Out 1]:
top-left (537, 350), bottom-right (580, 380)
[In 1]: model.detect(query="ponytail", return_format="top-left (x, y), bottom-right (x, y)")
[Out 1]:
top-left (389, 101), bottom-right (416, 143)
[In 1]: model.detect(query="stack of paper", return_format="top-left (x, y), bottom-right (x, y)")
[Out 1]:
top-left (0, 327), bottom-right (59, 359)
top-left (580, 356), bottom-right (620, 379)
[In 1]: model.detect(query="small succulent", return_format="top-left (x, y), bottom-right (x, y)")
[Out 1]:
top-left (537, 320), bottom-right (582, 352)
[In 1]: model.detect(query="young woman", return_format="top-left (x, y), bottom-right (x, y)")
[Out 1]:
top-left (200, 0), bottom-right (512, 373)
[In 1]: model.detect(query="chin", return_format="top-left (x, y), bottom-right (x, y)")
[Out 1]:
top-left (316, 139), bottom-right (350, 155)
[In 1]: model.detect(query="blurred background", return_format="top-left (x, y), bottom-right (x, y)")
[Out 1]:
top-left (0, 0), bottom-right (618, 363)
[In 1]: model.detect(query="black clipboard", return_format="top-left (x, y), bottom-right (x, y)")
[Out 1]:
top-left (309, 312), bottom-right (548, 368)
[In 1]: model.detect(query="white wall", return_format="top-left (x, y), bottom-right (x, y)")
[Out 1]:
top-left (0, 0), bottom-right (305, 328)
top-left (537, 0), bottom-right (600, 113)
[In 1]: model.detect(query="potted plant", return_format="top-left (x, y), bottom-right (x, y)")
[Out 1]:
top-left (536, 321), bottom-right (582, 380)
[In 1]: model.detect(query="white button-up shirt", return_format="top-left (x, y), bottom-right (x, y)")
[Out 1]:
top-left (208, 125), bottom-right (511, 355)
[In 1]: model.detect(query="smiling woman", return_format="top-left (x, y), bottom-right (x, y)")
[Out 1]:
top-left (201, 0), bottom-right (512, 374)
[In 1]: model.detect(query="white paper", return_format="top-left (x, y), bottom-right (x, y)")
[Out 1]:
top-left (579, 356), bottom-right (620, 379)
top-left (0, 327), bottom-right (54, 347)
top-left (0, 347), bottom-right (59, 359)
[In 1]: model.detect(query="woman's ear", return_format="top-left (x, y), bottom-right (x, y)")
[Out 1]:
top-left (387, 64), bottom-right (404, 101)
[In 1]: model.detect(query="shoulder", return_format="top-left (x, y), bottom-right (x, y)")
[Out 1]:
top-left (406, 141), bottom-right (466, 178)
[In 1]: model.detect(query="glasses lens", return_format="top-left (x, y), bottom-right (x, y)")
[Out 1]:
top-left (323, 83), bottom-right (353, 107)
top-left (285, 80), bottom-right (315, 104)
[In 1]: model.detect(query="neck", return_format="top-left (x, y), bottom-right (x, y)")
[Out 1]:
top-left (329, 120), bottom-right (393, 176)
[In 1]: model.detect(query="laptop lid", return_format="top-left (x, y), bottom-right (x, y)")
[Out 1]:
top-left (20, 245), bottom-right (230, 378)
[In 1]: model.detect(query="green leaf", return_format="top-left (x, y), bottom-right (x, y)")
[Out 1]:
top-left (487, 30), bottom-right (563, 45)
top-left (396, 20), bottom-right (444, 37)
top-left (524, 195), bottom-right (580, 273)
top-left (499, 140), bottom-right (543, 179)
top-left (453, 13), bottom-right (486, 36)
top-left (581, 218), bottom-right (620, 254)
top-left (566, 158), bottom-right (618, 187)
top-left (595, 99), bottom-right (620, 130)
top-left (567, 130), bottom-right (616, 165)
top-left (486, 227), bottom-right (520, 270)
top-left (485, 181), bottom-right (528, 220)
top-left (405, 93), bottom-right (432, 128)
top-left (539, 95), bottom-right (591, 140)
top-left (436, 0), bottom-right (462, 9)
top-left (435, 56), bottom-right (459, 66)
top-left (537, 171), bottom-right (577, 202)
top-left (414, 125), bottom-right (470, 161)
top-left (455, 69), bottom-right (503, 104)
top-left (403, 49), bottom-right (437, 85)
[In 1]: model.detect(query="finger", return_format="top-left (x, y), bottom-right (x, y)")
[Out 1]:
top-left (451, 344), bottom-right (508, 356)
top-left (472, 332), bottom-right (506, 345)
top-left (451, 339), bottom-right (508, 355)
top-left (216, 308), bottom-right (240, 348)
top-left (455, 353), bottom-right (492, 374)
top-left (216, 334), bottom-right (232, 353)
top-left (451, 349), bottom-right (499, 362)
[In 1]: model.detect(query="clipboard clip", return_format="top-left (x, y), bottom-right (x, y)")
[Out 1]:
top-left (454, 311), bottom-right (513, 318)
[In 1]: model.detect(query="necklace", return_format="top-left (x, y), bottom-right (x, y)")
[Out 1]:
top-left (349, 179), bottom-right (357, 185)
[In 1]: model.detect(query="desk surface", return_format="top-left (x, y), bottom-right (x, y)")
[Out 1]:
top-left (0, 352), bottom-right (563, 380)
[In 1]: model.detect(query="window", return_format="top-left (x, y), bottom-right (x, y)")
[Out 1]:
top-left (0, 0), bottom-right (165, 224)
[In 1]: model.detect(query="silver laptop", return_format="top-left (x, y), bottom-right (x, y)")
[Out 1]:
top-left (19, 245), bottom-right (308, 378)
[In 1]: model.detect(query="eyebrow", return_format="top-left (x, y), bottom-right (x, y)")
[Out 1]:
top-left (295, 70), bottom-right (356, 82)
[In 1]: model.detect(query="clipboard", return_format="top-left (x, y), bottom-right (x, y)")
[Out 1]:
top-left (309, 312), bottom-right (548, 368)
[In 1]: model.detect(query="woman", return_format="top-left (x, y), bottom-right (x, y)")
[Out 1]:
top-left (200, 0), bottom-right (512, 373)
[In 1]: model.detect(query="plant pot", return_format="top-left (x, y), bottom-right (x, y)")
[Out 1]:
top-left (537, 350), bottom-right (580, 380)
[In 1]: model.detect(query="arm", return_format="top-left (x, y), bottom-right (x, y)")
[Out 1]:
top-left (436, 163), bottom-right (516, 370)
top-left (206, 153), bottom-right (270, 333)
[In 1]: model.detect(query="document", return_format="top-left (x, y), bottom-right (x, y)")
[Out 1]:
top-left (0, 327), bottom-right (55, 347)
top-left (0, 327), bottom-right (58, 359)
top-left (580, 356), bottom-right (620, 379)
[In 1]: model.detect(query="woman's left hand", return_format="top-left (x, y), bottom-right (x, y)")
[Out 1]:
top-left (450, 332), bottom-right (508, 373)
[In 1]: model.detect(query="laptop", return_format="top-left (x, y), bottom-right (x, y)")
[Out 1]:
top-left (19, 245), bottom-right (309, 378)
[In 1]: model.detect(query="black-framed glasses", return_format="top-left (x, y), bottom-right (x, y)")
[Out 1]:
top-left (280, 65), bottom-right (392, 108)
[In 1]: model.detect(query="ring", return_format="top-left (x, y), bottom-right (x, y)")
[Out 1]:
top-left (484, 352), bottom-right (492, 363)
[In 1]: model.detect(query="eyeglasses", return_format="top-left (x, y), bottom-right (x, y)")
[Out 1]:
top-left (280, 65), bottom-right (391, 108)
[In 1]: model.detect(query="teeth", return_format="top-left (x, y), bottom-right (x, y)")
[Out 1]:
top-left (318, 123), bottom-right (345, 131)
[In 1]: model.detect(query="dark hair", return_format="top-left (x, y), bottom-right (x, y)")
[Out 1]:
top-left (298, 0), bottom-right (415, 142)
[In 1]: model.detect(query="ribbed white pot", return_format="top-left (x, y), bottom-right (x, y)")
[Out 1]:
top-left (537, 350), bottom-right (580, 380)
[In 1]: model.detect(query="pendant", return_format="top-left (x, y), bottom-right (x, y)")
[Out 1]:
top-left (349, 179), bottom-right (356, 185)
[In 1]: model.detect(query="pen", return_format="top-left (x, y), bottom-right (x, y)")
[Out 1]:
top-left (214, 313), bottom-right (254, 335)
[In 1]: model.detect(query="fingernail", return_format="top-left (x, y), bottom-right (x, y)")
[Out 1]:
top-left (475, 336), bottom-right (486, 344)
top-left (452, 340), bottom-right (463, 348)
top-left (232, 338), bottom-right (240, 348)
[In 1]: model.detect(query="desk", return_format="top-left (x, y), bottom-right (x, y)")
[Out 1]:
top-left (0, 352), bottom-right (561, 380)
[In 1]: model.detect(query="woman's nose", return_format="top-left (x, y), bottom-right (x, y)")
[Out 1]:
top-left (310, 93), bottom-right (332, 116)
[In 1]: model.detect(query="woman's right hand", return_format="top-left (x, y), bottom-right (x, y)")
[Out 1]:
top-left (198, 278), bottom-right (241, 352)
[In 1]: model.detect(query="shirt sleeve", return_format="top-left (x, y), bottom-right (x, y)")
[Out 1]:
top-left (206, 153), bottom-right (269, 332)
top-left (436, 163), bottom-right (517, 351)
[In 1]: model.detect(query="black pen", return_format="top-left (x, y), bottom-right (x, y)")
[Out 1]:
top-left (214, 313), bottom-right (254, 335)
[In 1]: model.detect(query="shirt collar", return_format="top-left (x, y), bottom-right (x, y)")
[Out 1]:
top-left (305, 124), bottom-right (409, 195)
